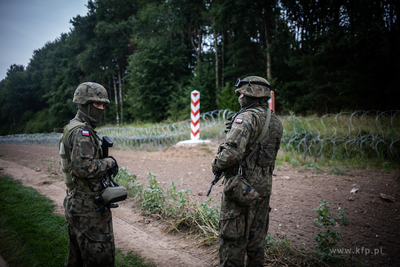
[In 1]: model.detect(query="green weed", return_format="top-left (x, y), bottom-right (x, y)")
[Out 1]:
top-left (382, 162), bottom-right (391, 172)
top-left (328, 166), bottom-right (346, 176)
top-left (166, 181), bottom-right (190, 215)
top-left (337, 209), bottom-right (349, 226)
top-left (314, 200), bottom-right (344, 262)
top-left (265, 233), bottom-right (291, 251)
top-left (302, 162), bottom-right (322, 174)
top-left (141, 172), bottom-right (167, 213)
top-left (290, 158), bottom-right (298, 168)
top-left (114, 167), bottom-right (221, 244)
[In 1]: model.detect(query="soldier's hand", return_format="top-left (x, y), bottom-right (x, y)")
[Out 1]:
top-left (105, 156), bottom-right (119, 178)
top-left (104, 157), bottom-right (116, 168)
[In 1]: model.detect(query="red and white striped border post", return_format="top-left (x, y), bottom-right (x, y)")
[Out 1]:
top-left (268, 90), bottom-right (275, 113)
top-left (191, 90), bottom-right (200, 140)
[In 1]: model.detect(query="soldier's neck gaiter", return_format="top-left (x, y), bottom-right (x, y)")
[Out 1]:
top-left (90, 104), bottom-right (104, 122)
top-left (238, 96), bottom-right (260, 108)
top-left (78, 104), bottom-right (104, 123)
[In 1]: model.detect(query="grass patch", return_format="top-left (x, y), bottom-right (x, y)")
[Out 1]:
top-left (0, 175), bottom-right (154, 267)
top-left (0, 175), bottom-right (68, 267)
top-left (277, 149), bottom-right (399, 177)
top-left (115, 249), bottom-right (156, 267)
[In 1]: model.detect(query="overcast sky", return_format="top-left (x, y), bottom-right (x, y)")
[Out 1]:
top-left (0, 0), bottom-right (89, 80)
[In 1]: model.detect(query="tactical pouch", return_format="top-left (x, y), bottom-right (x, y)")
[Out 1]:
top-left (101, 186), bottom-right (127, 205)
top-left (223, 166), bottom-right (261, 207)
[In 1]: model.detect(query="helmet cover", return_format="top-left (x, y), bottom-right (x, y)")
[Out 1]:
top-left (73, 82), bottom-right (110, 105)
top-left (234, 76), bottom-right (271, 98)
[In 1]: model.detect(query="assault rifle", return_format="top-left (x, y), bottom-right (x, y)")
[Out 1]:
top-left (96, 136), bottom-right (127, 211)
top-left (101, 136), bottom-right (119, 184)
top-left (206, 171), bottom-right (223, 196)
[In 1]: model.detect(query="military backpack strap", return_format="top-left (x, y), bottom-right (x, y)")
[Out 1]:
top-left (59, 120), bottom-right (87, 190)
top-left (245, 108), bottom-right (272, 169)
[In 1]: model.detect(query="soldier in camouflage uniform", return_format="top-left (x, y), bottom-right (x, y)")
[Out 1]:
top-left (211, 76), bottom-right (283, 266)
top-left (61, 82), bottom-right (118, 267)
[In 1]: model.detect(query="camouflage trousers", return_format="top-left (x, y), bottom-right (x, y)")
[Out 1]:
top-left (63, 191), bottom-right (115, 267)
top-left (219, 194), bottom-right (270, 267)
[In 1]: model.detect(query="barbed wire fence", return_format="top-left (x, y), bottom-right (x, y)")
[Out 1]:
top-left (1, 110), bottom-right (399, 162)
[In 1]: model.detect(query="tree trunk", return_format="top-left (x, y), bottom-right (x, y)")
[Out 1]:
top-left (213, 20), bottom-right (219, 108)
top-left (228, 22), bottom-right (234, 67)
top-left (265, 21), bottom-right (272, 80)
top-left (196, 21), bottom-right (202, 63)
top-left (187, 23), bottom-right (202, 63)
top-left (113, 75), bottom-right (120, 126)
top-left (221, 26), bottom-right (225, 87)
top-left (117, 65), bottom-right (123, 126)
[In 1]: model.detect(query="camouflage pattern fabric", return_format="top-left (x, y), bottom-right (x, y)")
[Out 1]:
top-left (73, 82), bottom-right (110, 105)
top-left (211, 102), bottom-right (283, 266)
top-left (219, 193), bottom-right (270, 266)
top-left (63, 112), bottom-right (116, 267)
top-left (64, 192), bottom-right (114, 267)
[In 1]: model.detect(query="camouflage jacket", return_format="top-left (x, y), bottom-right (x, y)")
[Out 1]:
top-left (66, 113), bottom-right (115, 193)
top-left (211, 103), bottom-right (283, 198)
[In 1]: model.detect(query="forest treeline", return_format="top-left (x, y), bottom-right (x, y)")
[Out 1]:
top-left (0, 0), bottom-right (398, 135)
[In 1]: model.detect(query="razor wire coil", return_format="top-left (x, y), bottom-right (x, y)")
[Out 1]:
top-left (1, 110), bottom-right (399, 162)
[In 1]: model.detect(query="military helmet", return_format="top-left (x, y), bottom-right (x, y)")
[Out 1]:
top-left (234, 76), bottom-right (271, 98)
top-left (73, 82), bottom-right (110, 105)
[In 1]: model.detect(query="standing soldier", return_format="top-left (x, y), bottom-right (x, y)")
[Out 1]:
top-left (211, 76), bottom-right (283, 266)
top-left (60, 82), bottom-right (119, 267)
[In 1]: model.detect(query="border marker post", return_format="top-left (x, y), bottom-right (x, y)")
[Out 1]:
top-left (191, 90), bottom-right (200, 140)
top-left (268, 90), bottom-right (275, 113)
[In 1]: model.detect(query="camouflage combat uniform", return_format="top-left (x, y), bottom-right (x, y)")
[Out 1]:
top-left (211, 77), bottom-right (283, 267)
top-left (61, 82), bottom-right (116, 267)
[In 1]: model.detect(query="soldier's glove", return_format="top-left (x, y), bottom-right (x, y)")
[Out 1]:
top-left (105, 156), bottom-right (119, 178)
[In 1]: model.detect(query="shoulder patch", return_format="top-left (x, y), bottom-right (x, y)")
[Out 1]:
top-left (82, 130), bottom-right (90, 136)
top-left (235, 118), bottom-right (243, 124)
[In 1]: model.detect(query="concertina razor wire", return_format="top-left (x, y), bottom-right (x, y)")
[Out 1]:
top-left (0, 110), bottom-right (399, 162)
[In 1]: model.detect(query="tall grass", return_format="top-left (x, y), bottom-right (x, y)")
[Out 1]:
top-left (114, 168), bottom-right (221, 245)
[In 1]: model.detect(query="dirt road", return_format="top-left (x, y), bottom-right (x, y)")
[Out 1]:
top-left (0, 143), bottom-right (399, 266)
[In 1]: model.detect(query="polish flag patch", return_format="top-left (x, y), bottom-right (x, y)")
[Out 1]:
top-left (82, 130), bottom-right (90, 136)
top-left (235, 118), bottom-right (243, 124)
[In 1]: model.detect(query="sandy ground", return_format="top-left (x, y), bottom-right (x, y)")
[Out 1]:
top-left (0, 143), bottom-right (399, 267)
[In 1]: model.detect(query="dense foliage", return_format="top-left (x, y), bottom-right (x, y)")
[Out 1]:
top-left (0, 0), bottom-right (398, 135)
